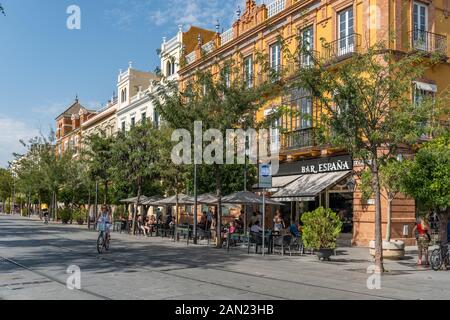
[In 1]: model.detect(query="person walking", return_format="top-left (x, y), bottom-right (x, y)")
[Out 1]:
top-left (413, 216), bottom-right (431, 266)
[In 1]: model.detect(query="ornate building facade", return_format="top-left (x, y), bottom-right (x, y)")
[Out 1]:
top-left (176, 0), bottom-right (450, 246)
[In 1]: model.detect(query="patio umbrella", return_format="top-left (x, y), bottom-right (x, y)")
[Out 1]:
top-left (152, 194), bottom-right (192, 206)
top-left (218, 191), bottom-right (283, 255)
top-left (120, 195), bottom-right (150, 205)
top-left (185, 193), bottom-right (218, 205)
top-left (140, 196), bottom-right (165, 206)
top-left (220, 191), bottom-right (284, 206)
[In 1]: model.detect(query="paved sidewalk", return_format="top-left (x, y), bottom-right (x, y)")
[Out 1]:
top-left (1, 213), bottom-right (449, 300)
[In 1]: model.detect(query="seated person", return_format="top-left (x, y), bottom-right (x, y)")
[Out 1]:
top-left (228, 220), bottom-right (236, 234)
top-left (137, 215), bottom-right (148, 236)
top-left (198, 212), bottom-right (207, 230)
top-left (289, 223), bottom-right (300, 238)
top-left (250, 220), bottom-right (263, 233)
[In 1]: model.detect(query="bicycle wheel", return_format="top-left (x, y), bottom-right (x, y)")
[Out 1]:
top-left (97, 233), bottom-right (105, 254)
top-left (105, 235), bottom-right (110, 251)
top-left (430, 248), bottom-right (443, 271)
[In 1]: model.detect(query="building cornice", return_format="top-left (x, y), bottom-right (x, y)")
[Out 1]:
top-left (179, 0), bottom-right (320, 76)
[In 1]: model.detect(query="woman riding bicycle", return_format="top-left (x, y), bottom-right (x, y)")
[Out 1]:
top-left (97, 205), bottom-right (112, 240)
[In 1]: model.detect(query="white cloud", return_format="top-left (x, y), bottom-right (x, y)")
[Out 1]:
top-left (0, 117), bottom-right (41, 168)
top-left (106, 0), bottom-right (247, 33)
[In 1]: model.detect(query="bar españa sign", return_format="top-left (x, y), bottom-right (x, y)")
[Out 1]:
top-left (299, 155), bottom-right (353, 174)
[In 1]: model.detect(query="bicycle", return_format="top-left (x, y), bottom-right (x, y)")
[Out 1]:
top-left (97, 222), bottom-right (111, 254)
top-left (430, 242), bottom-right (449, 271)
top-left (43, 213), bottom-right (49, 225)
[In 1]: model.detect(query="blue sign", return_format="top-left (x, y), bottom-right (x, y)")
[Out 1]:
top-left (259, 164), bottom-right (272, 188)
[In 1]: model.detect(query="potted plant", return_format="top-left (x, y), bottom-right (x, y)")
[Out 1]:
top-left (72, 208), bottom-right (86, 225)
top-left (301, 207), bottom-right (343, 261)
top-left (59, 208), bottom-right (71, 224)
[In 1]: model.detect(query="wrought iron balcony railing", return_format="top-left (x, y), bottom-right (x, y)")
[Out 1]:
top-left (322, 33), bottom-right (362, 62)
top-left (281, 128), bottom-right (314, 151)
top-left (409, 29), bottom-right (448, 56)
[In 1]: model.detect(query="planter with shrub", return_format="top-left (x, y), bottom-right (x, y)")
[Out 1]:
top-left (72, 208), bottom-right (87, 225)
top-left (301, 207), bottom-right (343, 261)
top-left (59, 208), bottom-right (71, 224)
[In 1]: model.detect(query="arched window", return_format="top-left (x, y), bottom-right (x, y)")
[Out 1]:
top-left (121, 88), bottom-right (127, 103)
top-left (166, 60), bottom-right (172, 76)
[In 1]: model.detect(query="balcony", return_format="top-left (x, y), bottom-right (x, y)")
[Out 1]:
top-left (201, 41), bottom-right (214, 55)
top-left (408, 29), bottom-right (448, 56)
top-left (281, 128), bottom-right (315, 151)
top-left (267, 0), bottom-right (286, 18)
top-left (221, 28), bottom-right (234, 45)
top-left (185, 51), bottom-right (196, 65)
top-left (322, 33), bottom-right (362, 63)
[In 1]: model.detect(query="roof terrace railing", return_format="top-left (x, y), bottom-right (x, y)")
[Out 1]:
top-left (267, 0), bottom-right (286, 18)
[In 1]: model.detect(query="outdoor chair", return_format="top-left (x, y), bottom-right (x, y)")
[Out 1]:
top-left (247, 232), bottom-right (270, 254)
top-left (290, 235), bottom-right (305, 255)
top-left (272, 234), bottom-right (292, 256)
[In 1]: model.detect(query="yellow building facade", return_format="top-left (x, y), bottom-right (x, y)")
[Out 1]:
top-left (177, 0), bottom-right (449, 246)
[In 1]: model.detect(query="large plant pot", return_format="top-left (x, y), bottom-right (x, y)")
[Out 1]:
top-left (369, 240), bottom-right (405, 259)
top-left (316, 248), bottom-right (334, 261)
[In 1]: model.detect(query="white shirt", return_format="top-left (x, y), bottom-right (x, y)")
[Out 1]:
top-left (250, 224), bottom-right (263, 233)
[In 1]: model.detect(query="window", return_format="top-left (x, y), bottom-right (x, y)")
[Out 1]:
top-left (291, 88), bottom-right (312, 130)
top-left (413, 81), bottom-right (436, 106)
top-left (413, 2), bottom-right (428, 50)
top-left (338, 7), bottom-right (354, 55)
top-left (141, 112), bottom-right (147, 125)
top-left (166, 61), bottom-right (172, 77)
top-left (270, 42), bottom-right (281, 75)
top-left (221, 66), bottom-right (231, 88)
top-left (300, 26), bottom-right (314, 66)
top-left (121, 88), bottom-right (127, 103)
top-left (121, 121), bottom-right (126, 132)
top-left (265, 108), bottom-right (281, 154)
top-left (153, 110), bottom-right (160, 128)
top-left (243, 56), bottom-right (253, 88)
top-left (130, 116), bottom-right (136, 127)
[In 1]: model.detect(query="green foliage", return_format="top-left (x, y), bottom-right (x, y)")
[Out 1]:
top-left (0, 168), bottom-right (13, 201)
top-left (301, 207), bottom-right (343, 250)
top-left (72, 208), bottom-right (87, 223)
top-left (401, 133), bottom-right (450, 210)
top-left (58, 208), bottom-right (71, 223)
top-left (0, 3), bottom-right (5, 16)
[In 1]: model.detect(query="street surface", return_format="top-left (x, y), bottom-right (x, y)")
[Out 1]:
top-left (0, 214), bottom-right (449, 300)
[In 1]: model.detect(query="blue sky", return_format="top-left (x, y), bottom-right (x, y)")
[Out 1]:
top-left (0, 0), bottom-right (246, 167)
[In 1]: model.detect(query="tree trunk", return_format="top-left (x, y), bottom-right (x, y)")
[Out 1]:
top-left (104, 180), bottom-right (108, 205)
top-left (372, 157), bottom-right (384, 273)
top-left (132, 180), bottom-right (141, 236)
top-left (175, 191), bottom-right (179, 242)
top-left (214, 164), bottom-right (222, 248)
top-left (386, 198), bottom-right (393, 242)
top-left (438, 208), bottom-right (449, 245)
top-left (87, 187), bottom-right (91, 229)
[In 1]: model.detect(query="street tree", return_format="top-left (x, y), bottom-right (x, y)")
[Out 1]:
top-left (110, 122), bottom-right (160, 234)
top-left (83, 131), bottom-right (115, 206)
top-left (287, 39), bottom-right (449, 273)
top-left (150, 56), bottom-right (276, 247)
top-left (401, 133), bottom-right (450, 245)
top-left (0, 168), bottom-right (13, 212)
